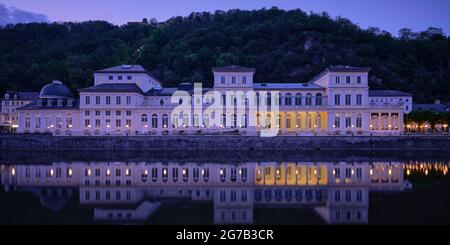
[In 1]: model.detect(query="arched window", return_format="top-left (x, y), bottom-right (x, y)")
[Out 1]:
top-left (295, 93), bottom-right (302, 106)
top-left (286, 114), bottom-right (292, 128)
top-left (141, 114), bottom-right (148, 125)
top-left (221, 114), bottom-right (226, 127)
top-left (266, 114), bottom-right (272, 129)
top-left (193, 114), bottom-right (200, 128)
top-left (162, 114), bottom-right (168, 128)
top-left (305, 93), bottom-right (312, 106)
top-left (172, 114), bottom-right (179, 128)
top-left (232, 114), bottom-right (237, 128)
top-left (152, 114), bottom-right (158, 128)
top-left (203, 114), bottom-right (209, 128)
top-left (242, 114), bottom-right (248, 128)
top-left (276, 114), bottom-right (281, 128)
top-left (356, 113), bottom-right (362, 128)
top-left (315, 93), bottom-right (322, 106)
top-left (285, 93), bottom-right (292, 106)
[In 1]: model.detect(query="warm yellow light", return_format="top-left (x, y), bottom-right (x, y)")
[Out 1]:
top-left (163, 169), bottom-right (167, 176)
top-left (332, 170), bottom-right (336, 175)
top-left (144, 170), bottom-right (148, 175)
top-left (87, 169), bottom-right (91, 176)
top-left (50, 168), bottom-right (54, 176)
top-left (314, 169), bottom-right (317, 175)
top-left (239, 169), bottom-right (242, 175)
top-left (425, 169), bottom-right (429, 175)
top-left (351, 169), bottom-right (355, 175)
top-left (220, 169), bottom-right (224, 175)
top-left (125, 169), bottom-right (130, 176)
top-left (370, 169), bottom-right (373, 175)
top-left (106, 169), bottom-right (111, 176)
top-left (388, 169), bottom-right (392, 175)
top-left (69, 124), bottom-right (73, 128)
top-left (201, 169), bottom-right (205, 176)
top-left (406, 169), bottom-right (411, 176)
top-left (87, 125), bottom-right (91, 128)
top-left (11, 168), bottom-right (16, 176)
top-left (370, 125), bottom-right (373, 128)
top-left (182, 169), bottom-right (186, 175)
top-left (107, 125), bottom-right (110, 128)
top-left (68, 168), bottom-right (73, 177)
top-left (296, 170), bottom-right (299, 175)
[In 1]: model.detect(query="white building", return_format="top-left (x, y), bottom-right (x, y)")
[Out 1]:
top-left (1, 91), bottom-right (38, 130)
top-left (1, 161), bottom-right (404, 224)
top-left (14, 64), bottom-right (413, 136)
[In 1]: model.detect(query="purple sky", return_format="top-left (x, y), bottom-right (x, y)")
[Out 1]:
top-left (1, 0), bottom-right (449, 35)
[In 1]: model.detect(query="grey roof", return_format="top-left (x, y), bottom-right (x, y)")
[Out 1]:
top-left (212, 65), bottom-right (256, 73)
top-left (413, 103), bottom-right (450, 113)
top-left (327, 65), bottom-right (371, 72)
top-left (4, 91), bottom-right (39, 100)
top-left (18, 99), bottom-right (79, 111)
top-left (39, 81), bottom-right (73, 99)
top-left (96, 64), bottom-right (148, 73)
top-left (253, 83), bottom-right (324, 90)
top-left (78, 83), bottom-right (144, 94)
top-left (146, 87), bottom-right (213, 96)
top-left (95, 64), bottom-right (163, 83)
top-left (309, 65), bottom-right (371, 83)
top-left (369, 90), bottom-right (412, 97)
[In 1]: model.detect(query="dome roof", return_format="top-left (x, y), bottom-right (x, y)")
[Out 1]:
top-left (39, 80), bottom-right (72, 99)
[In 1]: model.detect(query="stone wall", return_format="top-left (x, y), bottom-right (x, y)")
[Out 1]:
top-left (1, 133), bottom-right (450, 151)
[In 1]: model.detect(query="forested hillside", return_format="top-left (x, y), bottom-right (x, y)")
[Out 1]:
top-left (0, 8), bottom-right (449, 102)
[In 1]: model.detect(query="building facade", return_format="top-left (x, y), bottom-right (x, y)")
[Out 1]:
top-left (1, 91), bottom-right (38, 130)
top-left (15, 64), bottom-right (413, 136)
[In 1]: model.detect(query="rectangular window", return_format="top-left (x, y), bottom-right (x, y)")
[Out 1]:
top-left (221, 76), bottom-right (225, 84)
top-left (345, 190), bottom-right (351, 201)
top-left (356, 117), bottom-right (362, 128)
top-left (116, 96), bottom-right (121, 105)
top-left (356, 94), bottom-right (362, 105)
top-left (116, 111), bottom-right (121, 116)
top-left (116, 119), bottom-right (121, 127)
top-left (127, 76), bottom-right (132, 80)
top-left (85, 96), bottom-right (90, 105)
top-left (95, 119), bottom-right (100, 128)
top-left (109, 76), bottom-right (113, 80)
top-left (126, 119), bottom-right (131, 128)
top-left (106, 96), bottom-right (111, 105)
top-left (334, 94), bottom-right (341, 105)
top-left (335, 76), bottom-right (340, 84)
top-left (334, 117), bottom-right (340, 128)
top-left (345, 95), bottom-right (351, 105)
top-left (356, 190), bottom-right (362, 202)
top-left (242, 76), bottom-right (247, 84)
top-left (346, 76), bottom-right (351, 84)
top-left (126, 111), bottom-right (131, 116)
top-left (232, 76), bottom-right (236, 84)
top-left (95, 111), bottom-right (100, 116)
top-left (126, 96), bottom-right (131, 105)
top-left (357, 76), bottom-right (361, 84)
top-left (345, 116), bottom-right (352, 128)
top-left (118, 76), bottom-right (122, 80)
top-left (335, 190), bottom-right (341, 202)
top-left (106, 110), bottom-right (111, 116)
top-left (85, 111), bottom-right (90, 116)
top-left (85, 119), bottom-right (90, 127)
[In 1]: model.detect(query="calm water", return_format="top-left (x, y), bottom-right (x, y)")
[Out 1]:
top-left (1, 151), bottom-right (449, 225)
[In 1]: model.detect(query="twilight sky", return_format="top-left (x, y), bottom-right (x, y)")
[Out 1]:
top-left (0, 0), bottom-right (449, 35)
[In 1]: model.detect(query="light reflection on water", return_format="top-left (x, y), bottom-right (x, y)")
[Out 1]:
top-left (1, 160), bottom-right (449, 225)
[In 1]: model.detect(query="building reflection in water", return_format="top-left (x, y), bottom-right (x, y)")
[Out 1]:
top-left (1, 161), bottom-right (408, 224)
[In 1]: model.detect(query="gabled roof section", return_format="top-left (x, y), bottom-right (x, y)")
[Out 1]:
top-left (95, 64), bottom-right (163, 84)
top-left (212, 65), bottom-right (256, 73)
top-left (309, 65), bottom-right (371, 83)
top-left (4, 91), bottom-right (39, 100)
top-left (78, 83), bottom-right (144, 94)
